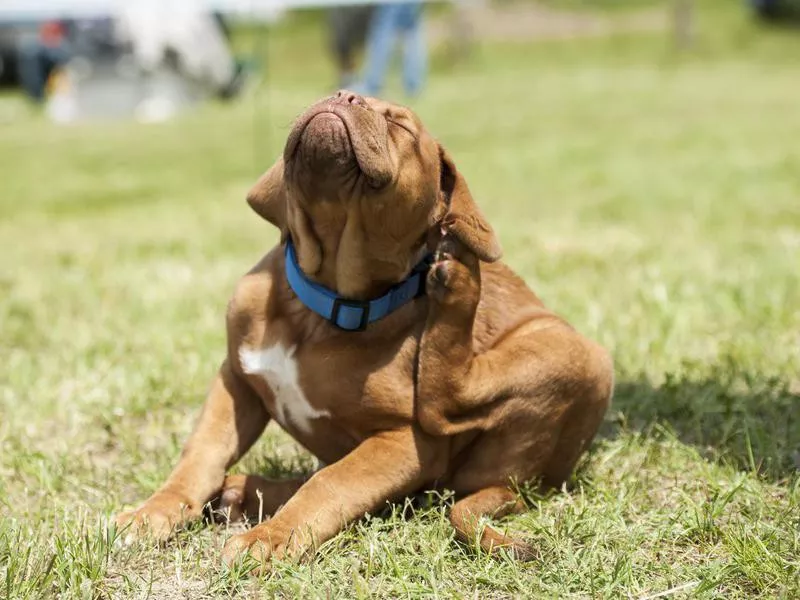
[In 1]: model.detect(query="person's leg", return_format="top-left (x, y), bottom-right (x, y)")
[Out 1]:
top-left (359, 4), bottom-right (400, 96)
top-left (399, 2), bottom-right (426, 96)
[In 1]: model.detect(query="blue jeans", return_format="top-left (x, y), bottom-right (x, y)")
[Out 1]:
top-left (359, 2), bottom-right (426, 96)
top-left (17, 38), bottom-right (71, 102)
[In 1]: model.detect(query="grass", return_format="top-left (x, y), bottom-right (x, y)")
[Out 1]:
top-left (1, 1), bottom-right (799, 598)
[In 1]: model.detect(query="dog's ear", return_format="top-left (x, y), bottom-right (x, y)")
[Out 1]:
top-left (247, 156), bottom-right (323, 274)
top-left (246, 157), bottom-right (287, 237)
top-left (438, 146), bottom-right (502, 263)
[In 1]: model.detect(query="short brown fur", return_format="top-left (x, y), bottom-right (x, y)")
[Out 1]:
top-left (116, 92), bottom-right (614, 571)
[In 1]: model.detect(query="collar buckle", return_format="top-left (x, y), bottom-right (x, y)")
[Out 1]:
top-left (331, 297), bottom-right (370, 331)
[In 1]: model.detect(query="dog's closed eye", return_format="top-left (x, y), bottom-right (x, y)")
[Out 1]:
top-left (386, 118), bottom-right (417, 139)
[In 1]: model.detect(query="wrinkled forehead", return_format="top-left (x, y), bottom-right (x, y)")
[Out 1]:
top-left (362, 96), bottom-right (425, 129)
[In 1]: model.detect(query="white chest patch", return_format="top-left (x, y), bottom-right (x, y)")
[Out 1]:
top-left (239, 343), bottom-right (330, 435)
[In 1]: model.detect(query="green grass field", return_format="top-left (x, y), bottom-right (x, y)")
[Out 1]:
top-left (1, 2), bottom-right (799, 598)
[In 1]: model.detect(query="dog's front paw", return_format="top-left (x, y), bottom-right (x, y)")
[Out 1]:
top-left (221, 522), bottom-right (307, 575)
top-left (114, 490), bottom-right (197, 545)
top-left (427, 236), bottom-right (480, 307)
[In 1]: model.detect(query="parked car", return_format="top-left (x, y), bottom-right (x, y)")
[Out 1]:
top-left (0, 21), bottom-right (32, 86)
top-left (0, 19), bottom-right (76, 88)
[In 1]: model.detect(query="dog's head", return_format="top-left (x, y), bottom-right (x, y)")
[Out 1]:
top-left (247, 91), bottom-right (501, 298)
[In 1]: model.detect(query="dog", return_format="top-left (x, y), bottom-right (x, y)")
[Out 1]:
top-left (115, 91), bottom-right (614, 570)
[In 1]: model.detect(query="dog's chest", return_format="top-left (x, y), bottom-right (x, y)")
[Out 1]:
top-left (238, 343), bottom-right (330, 435)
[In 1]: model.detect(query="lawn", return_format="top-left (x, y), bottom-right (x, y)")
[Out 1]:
top-left (1, 1), bottom-right (799, 598)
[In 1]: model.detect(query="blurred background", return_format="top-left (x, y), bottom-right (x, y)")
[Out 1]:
top-left (1, 2), bottom-right (799, 596)
top-left (1, 0), bottom-right (799, 122)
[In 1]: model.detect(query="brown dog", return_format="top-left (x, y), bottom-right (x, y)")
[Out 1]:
top-left (115, 91), bottom-right (614, 569)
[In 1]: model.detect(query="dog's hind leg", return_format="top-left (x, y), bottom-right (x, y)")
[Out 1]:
top-left (210, 474), bottom-right (305, 523)
top-left (418, 235), bottom-right (613, 448)
top-left (449, 486), bottom-right (533, 560)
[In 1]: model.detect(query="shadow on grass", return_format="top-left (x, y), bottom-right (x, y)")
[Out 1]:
top-left (602, 361), bottom-right (799, 481)
top-left (217, 359), bottom-right (797, 527)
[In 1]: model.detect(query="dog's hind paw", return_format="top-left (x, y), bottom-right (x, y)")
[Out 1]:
top-left (427, 236), bottom-right (480, 307)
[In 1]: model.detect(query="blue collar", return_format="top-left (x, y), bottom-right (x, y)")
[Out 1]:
top-left (284, 240), bottom-right (433, 331)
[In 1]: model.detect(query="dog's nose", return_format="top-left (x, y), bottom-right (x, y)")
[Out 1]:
top-left (334, 90), bottom-right (366, 107)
